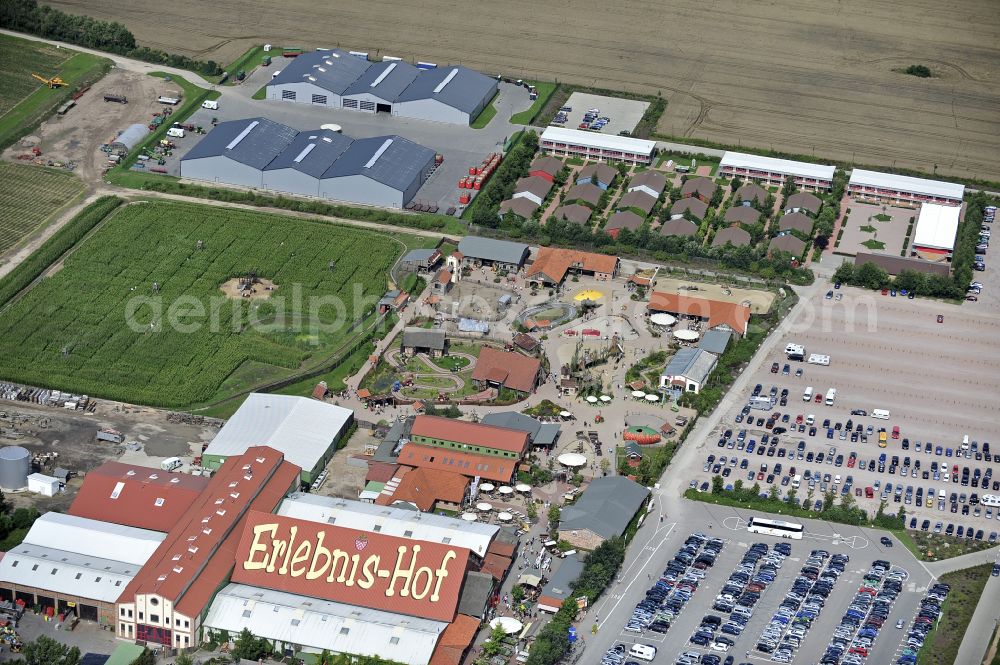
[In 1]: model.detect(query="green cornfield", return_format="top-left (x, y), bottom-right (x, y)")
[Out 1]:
top-left (0, 163), bottom-right (84, 255)
top-left (0, 200), bottom-right (403, 407)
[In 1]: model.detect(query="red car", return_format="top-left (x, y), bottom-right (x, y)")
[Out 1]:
top-left (795, 414), bottom-right (804, 424)
top-left (815, 393), bottom-right (823, 403)
top-left (881, 288), bottom-right (889, 295)
top-left (937, 315), bottom-right (944, 323)
top-left (892, 425), bottom-right (900, 439)
top-left (771, 362), bottom-right (780, 373)
top-left (847, 456), bottom-right (856, 468)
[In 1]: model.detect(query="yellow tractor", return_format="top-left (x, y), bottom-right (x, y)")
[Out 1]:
top-left (32, 73), bottom-right (67, 88)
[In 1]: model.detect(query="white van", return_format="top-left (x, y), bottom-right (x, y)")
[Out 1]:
top-left (629, 645), bottom-right (657, 662)
top-left (166, 127), bottom-right (185, 138)
top-left (803, 386), bottom-right (814, 402)
top-left (962, 435), bottom-right (970, 451)
top-left (825, 388), bottom-right (837, 406)
top-left (872, 409), bottom-right (890, 420)
top-left (806, 414), bottom-right (815, 426)
top-left (160, 457), bottom-right (183, 472)
top-left (792, 474), bottom-right (802, 489)
top-left (201, 99), bottom-right (219, 110)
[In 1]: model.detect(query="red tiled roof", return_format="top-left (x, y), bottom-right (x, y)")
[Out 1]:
top-left (480, 552), bottom-right (512, 581)
top-left (357, 388), bottom-right (372, 399)
top-left (119, 447), bottom-right (301, 618)
top-left (68, 462), bottom-right (209, 533)
top-left (376, 466), bottom-right (469, 511)
top-left (471, 347), bottom-right (541, 394)
top-left (527, 247), bottom-right (619, 284)
top-left (397, 443), bottom-right (515, 483)
top-left (230, 510), bottom-right (472, 622)
top-left (411, 415), bottom-right (529, 455)
top-left (487, 540), bottom-right (516, 558)
top-left (429, 614), bottom-right (481, 665)
top-left (647, 292), bottom-right (751, 335)
top-left (311, 383), bottom-right (328, 400)
top-left (365, 461), bottom-right (399, 484)
top-left (436, 269), bottom-right (452, 285)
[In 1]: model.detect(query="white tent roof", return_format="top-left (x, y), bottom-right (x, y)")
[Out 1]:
top-left (720, 151), bottom-right (835, 181)
top-left (205, 393), bottom-right (353, 474)
top-left (849, 169), bottom-right (965, 201)
top-left (541, 126), bottom-right (656, 155)
top-left (0, 513), bottom-right (165, 603)
top-left (278, 493), bottom-right (499, 557)
top-left (913, 203), bottom-right (962, 251)
top-left (204, 584), bottom-right (445, 665)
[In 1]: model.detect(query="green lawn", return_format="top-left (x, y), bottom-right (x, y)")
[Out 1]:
top-left (862, 239), bottom-right (886, 250)
top-left (860, 225), bottom-right (877, 233)
top-left (252, 85), bottom-right (267, 100)
top-left (0, 200), bottom-right (407, 407)
top-left (510, 81), bottom-right (559, 125)
top-left (217, 45), bottom-right (266, 84)
top-left (917, 565), bottom-right (991, 665)
top-left (0, 162), bottom-right (84, 255)
top-left (471, 92), bottom-right (500, 129)
top-left (656, 152), bottom-right (720, 176)
top-left (0, 34), bottom-right (111, 150)
top-left (874, 213), bottom-right (892, 222)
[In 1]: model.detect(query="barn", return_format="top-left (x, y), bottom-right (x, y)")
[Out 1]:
top-left (392, 66), bottom-right (498, 125)
top-left (261, 127), bottom-right (353, 196)
top-left (319, 135), bottom-right (436, 209)
top-left (266, 49), bottom-right (372, 108)
top-left (180, 118), bottom-right (297, 188)
top-left (342, 60), bottom-right (420, 114)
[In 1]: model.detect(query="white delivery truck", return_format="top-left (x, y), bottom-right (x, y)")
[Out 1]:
top-left (749, 396), bottom-right (774, 410)
top-left (785, 343), bottom-right (805, 361)
top-left (872, 409), bottom-right (890, 420)
top-left (825, 388), bottom-right (837, 406)
top-left (160, 457), bottom-right (183, 471)
top-left (166, 127), bottom-right (185, 138)
top-left (802, 386), bottom-right (814, 402)
top-left (808, 354), bottom-right (831, 366)
top-left (201, 99), bottom-right (219, 110)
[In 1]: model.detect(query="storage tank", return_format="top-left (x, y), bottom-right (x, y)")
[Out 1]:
top-left (0, 446), bottom-right (31, 490)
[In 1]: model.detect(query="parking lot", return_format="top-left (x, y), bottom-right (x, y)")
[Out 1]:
top-left (677, 282), bottom-right (1000, 540)
top-left (586, 500), bottom-right (933, 665)
top-left (146, 70), bottom-right (531, 212)
top-left (551, 92), bottom-right (648, 136)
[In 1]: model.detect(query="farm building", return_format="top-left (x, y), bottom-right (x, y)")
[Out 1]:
top-left (480, 412), bottom-right (561, 448)
top-left (912, 202), bottom-right (963, 255)
top-left (554, 204), bottom-right (592, 225)
top-left (680, 177), bottom-right (717, 201)
top-left (409, 415), bottom-right (530, 459)
top-left (267, 50), bottom-right (497, 125)
top-left (456, 237), bottom-right (530, 270)
top-left (181, 119), bottom-right (436, 208)
top-left (396, 442), bottom-right (517, 483)
top-left (513, 175), bottom-right (554, 206)
top-left (670, 197), bottom-right (709, 220)
top-left (648, 292), bottom-right (751, 336)
top-left (605, 210), bottom-right (644, 238)
top-left (617, 189), bottom-right (657, 215)
top-left (698, 328), bottom-right (733, 354)
top-left (659, 218), bottom-right (699, 238)
top-left (628, 170), bottom-right (667, 198)
top-left (778, 212), bottom-right (814, 235)
top-left (499, 196), bottom-right (539, 219)
top-left (854, 252), bottom-right (950, 277)
top-left (719, 152), bottom-right (835, 190)
top-left (734, 183), bottom-right (768, 207)
top-left (472, 347), bottom-right (543, 394)
top-left (784, 191), bottom-right (822, 215)
top-left (540, 127), bottom-right (657, 165)
top-left (723, 206), bottom-right (761, 225)
top-left (558, 476), bottom-right (649, 550)
top-left (713, 225), bottom-right (752, 247)
top-left (374, 466), bottom-right (469, 512)
top-left (400, 248), bottom-right (443, 272)
top-left (848, 169), bottom-right (964, 206)
top-left (577, 163), bottom-right (618, 190)
top-left (537, 557), bottom-right (584, 613)
top-left (0, 512), bottom-right (166, 627)
top-left (202, 393), bottom-right (353, 484)
top-left (529, 155), bottom-right (565, 182)
top-left (769, 233), bottom-right (808, 257)
top-left (401, 327), bottom-right (448, 356)
top-left (112, 123), bottom-right (150, 154)
top-left (565, 182), bottom-right (603, 207)
top-left (660, 348), bottom-right (719, 394)
top-left (527, 247), bottom-right (619, 285)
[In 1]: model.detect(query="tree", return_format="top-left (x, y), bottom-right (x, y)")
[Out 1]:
top-left (548, 505), bottom-right (561, 526)
top-left (129, 649), bottom-right (156, 665)
top-left (600, 458), bottom-right (610, 475)
top-left (855, 261), bottom-right (889, 290)
top-left (483, 625), bottom-right (508, 656)
top-left (785, 488), bottom-right (798, 506)
top-left (711, 475), bottom-right (724, 494)
top-left (231, 628), bottom-right (272, 661)
top-left (832, 261), bottom-right (855, 284)
top-left (175, 655), bottom-right (194, 665)
top-left (782, 175), bottom-right (797, 199)
top-left (768, 484), bottom-right (780, 501)
top-left (512, 585), bottom-right (526, 602)
top-left (839, 490), bottom-right (856, 511)
top-left (18, 636), bottom-right (81, 665)
top-left (526, 501), bottom-right (538, 520)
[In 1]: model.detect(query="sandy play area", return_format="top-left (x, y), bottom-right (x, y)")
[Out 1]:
top-left (650, 277), bottom-right (776, 314)
top-left (220, 277), bottom-right (277, 300)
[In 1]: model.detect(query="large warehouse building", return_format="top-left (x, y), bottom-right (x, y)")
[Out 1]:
top-left (911, 202), bottom-right (963, 256)
top-left (539, 127), bottom-right (657, 165)
top-left (718, 152), bottom-right (835, 190)
top-left (180, 119), bottom-right (436, 208)
top-left (847, 169), bottom-right (965, 206)
top-left (266, 50), bottom-right (498, 125)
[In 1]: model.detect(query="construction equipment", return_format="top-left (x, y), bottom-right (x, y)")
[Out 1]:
top-left (32, 73), bottom-right (66, 88)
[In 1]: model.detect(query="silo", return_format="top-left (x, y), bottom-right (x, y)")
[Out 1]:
top-left (0, 446), bottom-right (31, 490)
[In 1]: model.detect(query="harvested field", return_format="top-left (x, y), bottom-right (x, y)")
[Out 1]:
top-left (44, 0), bottom-right (1000, 181)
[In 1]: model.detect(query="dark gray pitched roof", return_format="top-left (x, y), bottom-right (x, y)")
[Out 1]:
top-left (785, 191), bottom-right (822, 214)
top-left (628, 170), bottom-right (667, 195)
top-left (457, 571), bottom-right (494, 618)
top-left (269, 49), bottom-right (373, 95)
top-left (515, 175), bottom-right (554, 200)
top-left (344, 60), bottom-right (420, 101)
top-left (578, 163), bottom-right (617, 186)
top-left (402, 327), bottom-right (447, 351)
top-left (395, 65), bottom-right (497, 113)
top-left (479, 411), bottom-right (561, 446)
top-left (617, 190), bottom-right (656, 214)
top-left (680, 176), bottom-right (717, 199)
top-left (778, 212), bottom-right (814, 234)
top-left (664, 348), bottom-right (718, 385)
top-left (735, 183), bottom-right (768, 205)
top-left (401, 248), bottom-right (439, 264)
top-left (555, 204), bottom-right (592, 225)
top-left (670, 197), bottom-right (708, 220)
top-left (539, 557), bottom-right (584, 603)
top-left (263, 128), bottom-right (353, 177)
top-left (699, 328), bottom-right (732, 354)
top-left (724, 205), bottom-right (761, 225)
top-left (605, 210), bottom-right (644, 232)
top-left (322, 135), bottom-right (434, 190)
top-left (769, 233), bottom-right (807, 256)
top-left (659, 218), bottom-right (699, 237)
top-left (565, 183), bottom-right (602, 206)
top-left (713, 225), bottom-right (752, 247)
top-left (181, 117), bottom-right (298, 169)
top-left (457, 237), bottom-right (530, 265)
top-left (499, 197), bottom-right (540, 219)
top-left (559, 476), bottom-right (649, 539)
top-left (854, 252), bottom-right (950, 277)
top-left (530, 156), bottom-right (564, 177)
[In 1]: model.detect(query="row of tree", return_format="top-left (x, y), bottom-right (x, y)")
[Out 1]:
top-left (469, 131), bottom-right (540, 228)
top-left (0, 0), bottom-right (223, 76)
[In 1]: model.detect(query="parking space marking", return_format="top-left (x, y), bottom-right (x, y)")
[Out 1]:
top-left (595, 521), bottom-right (676, 631)
top-left (723, 515), bottom-right (870, 549)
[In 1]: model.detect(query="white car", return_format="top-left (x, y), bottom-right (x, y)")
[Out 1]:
top-left (710, 642), bottom-right (731, 652)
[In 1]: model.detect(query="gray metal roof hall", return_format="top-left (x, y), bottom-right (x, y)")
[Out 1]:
top-left (322, 135), bottom-right (435, 191)
top-left (182, 117), bottom-right (298, 169)
top-left (269, 49), bottom-right (372, 94)
top-left (457, 236), bottom-right (530, 267)
top-left (559, 476), bottom-right (650, 539)
top-left (394, 65), bottom-right (497, 114)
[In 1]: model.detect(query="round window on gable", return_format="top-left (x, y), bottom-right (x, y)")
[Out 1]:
top-left (149, 597), bottom-right (159, 607)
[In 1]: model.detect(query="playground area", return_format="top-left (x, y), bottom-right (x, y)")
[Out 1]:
top-left (561, 314), bottom-right (640, 341)
top-left (648, 277), bottom-right (776, 314)
top-left (572, 288), bottom-right (606, 302)
top-left (516, 301), bottom-right (578, 330)
top-left (362, 342), bottom-right (493, 402)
